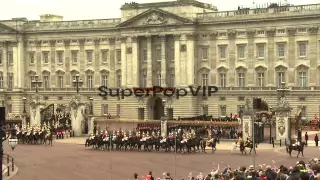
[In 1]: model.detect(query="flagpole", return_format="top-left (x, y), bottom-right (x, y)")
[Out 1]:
top-left (109, 160), bottom-right (112, 180)
top-left (174, 130), bottom-right (177, 179)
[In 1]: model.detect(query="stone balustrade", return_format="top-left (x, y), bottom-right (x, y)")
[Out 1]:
top-left (196, 4), bottom-right (320, 21)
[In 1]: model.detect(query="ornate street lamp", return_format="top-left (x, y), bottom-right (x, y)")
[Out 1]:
top-left (0, 107), bottom-right (18, 180)
top-left (22, 97), bottom-right (27, 113)
top-left (89, 97), bottom-right (94, 115)
top-left (72, 74), bottom-right (83, 94)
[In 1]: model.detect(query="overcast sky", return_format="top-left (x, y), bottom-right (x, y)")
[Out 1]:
top-left (1, 0), bottom-right (319, 21)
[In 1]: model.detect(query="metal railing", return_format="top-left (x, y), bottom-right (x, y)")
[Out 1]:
top-left (2, 153), bottom-right (15, 177)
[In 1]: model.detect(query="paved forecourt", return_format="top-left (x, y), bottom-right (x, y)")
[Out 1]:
top-left (5, 138), bottom-right (319, 180)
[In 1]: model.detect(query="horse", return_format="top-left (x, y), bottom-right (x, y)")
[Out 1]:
top-left (44, 133), bottom-right (53, 146)
top-left (239, 141), bottom-right (257, 155)
top-left (286, 141), bottom-right (305, 158)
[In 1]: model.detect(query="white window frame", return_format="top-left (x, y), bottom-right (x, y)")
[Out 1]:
top-left (238, 73), bottom-right (245, 87)
top-left (101, 74), bottom-right (108, 87)
top-left (257, 72), bottom-right (265, 87)
top-left (237, 45), bottom-right (245, 59)
top-left (201, 74), bottom-right (208, 86)
top-left (299, 42), bottom-right (307, 57)
top-left (257, 44), bottom-right (265, 58)
top-left (220, 73), bottom-right (226, 87)
top-left (86, 51), bottom-right (93, 63)
top-left (87, 75), bottom-right (93, 89)
top-left (277, 72), bottom-right (285, 87)
top-left (298, 71), bottom-right (307, 87)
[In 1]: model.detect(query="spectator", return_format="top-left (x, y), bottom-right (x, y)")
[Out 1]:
top-left (133, 173), bottom-right (138, 180)
top-left (265, 165), bottom-right (277, 180)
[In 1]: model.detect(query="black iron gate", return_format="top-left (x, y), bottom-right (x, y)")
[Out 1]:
top-left (40, 104), bottom-right (55, 125)
top-left (56, 104), bottom-right (71, 130)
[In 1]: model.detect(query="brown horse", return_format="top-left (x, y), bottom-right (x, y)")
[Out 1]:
top-left (286, 141), bottom-right (305, 158)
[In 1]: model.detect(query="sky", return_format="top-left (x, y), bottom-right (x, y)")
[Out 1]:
top-left (1, 0), bottom-right (320, 21)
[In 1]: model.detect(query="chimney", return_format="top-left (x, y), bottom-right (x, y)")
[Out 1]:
top-left (40, 14), bottom-right (63, 22)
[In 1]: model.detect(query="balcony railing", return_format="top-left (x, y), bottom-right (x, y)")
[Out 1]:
top-left (0, 86), bottom-right (319, 92)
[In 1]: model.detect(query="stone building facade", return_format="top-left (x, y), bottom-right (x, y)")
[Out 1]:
top-left (0, 0), bottom-right (320, 120)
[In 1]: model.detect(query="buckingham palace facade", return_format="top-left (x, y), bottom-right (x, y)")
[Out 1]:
top-left (1, 0), bottom-right (320, 120)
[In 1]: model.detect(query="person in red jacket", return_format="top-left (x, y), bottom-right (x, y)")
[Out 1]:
top-left (146, 171), bottom-right (154, 180)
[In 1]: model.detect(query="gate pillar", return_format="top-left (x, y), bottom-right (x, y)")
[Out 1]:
top-left (242, 98), bottom-right (253, 140)
top-left (29, 95), bottom-right (46, 126)
top-left (275, 97), bottom-right (292, 141)
top-left (161, 120), bottom-right (167, 136)
top-left (69, 95), bottom-right (86, 136)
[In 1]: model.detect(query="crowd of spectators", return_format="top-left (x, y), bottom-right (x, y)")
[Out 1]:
top-left (131, 158), bottom-right (320, 180)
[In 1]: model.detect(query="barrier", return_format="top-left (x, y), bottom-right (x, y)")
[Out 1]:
top-left (2, 153), bottom-right (15, 177)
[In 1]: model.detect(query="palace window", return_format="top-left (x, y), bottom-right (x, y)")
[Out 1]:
top-left (86, 51), bottom-right (93, 63)
top-left (138, 108), bottom-right (145, 120)
top-left (156, 72), bottom-right (161, 86)
top-left (219, 105), bottom-right (227, 116)
top-left (43, 51), bottom-right (49, 64)
top-left (8, 51), bottom-right (13, 64)
top-left (298, 71), bottom-right (307, 87)
top-left (101, 74), bottom-right (108, 87)
top-left (58, 75), bottom-right (64, 88)
top-left (299, 42), bottom-right (307, 57)
top-left (7, 73), bottom-right (13, 89)
top-left (257, 44), bottom-right (265, 58)
top-left (117, 104), bottom-right (121, 117)
top-left (277, 72), bottom-right (285, 87)
top-left (43, 76), bottom-right (49, 89)
top-left (257, 72), bottom-right (265, 87)
top-left (116, 75), bottom-right (121, 88)
top-left (101, 49), bottom-right (109, 63)
top-left (0, 73), bottom-right (3, 88)
top-left (278, 44), bottom-right (285, 57)
top-left (142, 49), bottom-right (147, 62)
top-left (156, 46), bottom-right (161, 62)
top-left (277, 29), bottom-right (285, 34)
top-left (0, 51), bottom-right (2, 64)
top-left (87, 75), bottom-right (93, 89)
top-left (201, 47), bottom-right (208, 60)
top-left (29, 52), bottom-right (35, 64)
top-left (219, 46), bottom-right (226, 59)
top-left (116, 49), bottom-right (121, 63)
top-left (201, 74), bottom-right (208, 86)
top-left (7, 104), bottom-right (12, 113)
top-left (170, 46), bottom-right (175, 62)
top-left (238, 73), bottom-right (245, 87)
top-left (71, 51), bottom-right (78, 63)
top-left (237, 45), bottom-right (245, 59)
top-left (30, 76), bottom-right (36, 88)
top-left (57, 51), bottom-right (63, 64)
top-left (141, 71), bottom-right (147, 88)
top-left (102, 104), bottom-right (108, 115)
top-left (202, 105), bottom-right (208, 115)
top-left (219, 73), bottom-right (226, 87)
top-left (169, 72), bottom-right (175, 87)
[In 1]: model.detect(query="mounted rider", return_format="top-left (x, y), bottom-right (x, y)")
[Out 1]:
top-left (237, 136), bottom-right (244, 144)
top-left (293, 136), bottom-right (301, 146)
top-left (122, 132), bottom-right (128, 141)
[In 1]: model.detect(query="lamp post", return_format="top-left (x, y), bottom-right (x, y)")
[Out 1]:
top-left (89, 97), bottom-right (93, 115)
top-left (22, 97), bottom-right (26, 114)
top-left (72, 74), bottom-right (83, 94)
top-left (0, 107), bottom-right (18, 180)
top-left (32, 75), bottom-right (42, 94)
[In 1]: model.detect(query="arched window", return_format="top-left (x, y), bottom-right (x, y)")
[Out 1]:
top-left (156, 71), bottom-right (161, 86)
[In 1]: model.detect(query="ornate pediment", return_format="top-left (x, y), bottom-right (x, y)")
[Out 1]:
top-left (0, 23), bottom-right (18, 34)
top-left (117, 8), bottom-right (193, 27)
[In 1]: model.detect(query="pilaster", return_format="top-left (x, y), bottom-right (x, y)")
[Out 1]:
top-left (131, 36), bottom-right (139, 87)
top-left (287, 28), bottom-right (296, 85)
top-left (50, 40), bottom-right (56, 88)
top-left (12, 37), bottom-right (24, 89)
top-left (79, 39), bottom-right (85, 74)
top-left (64, 39), bottom-right (71, 87)
top-left (94, 38), bottom-right (100, 87)
top-left (35, 40), bottom-right (42, 78)
top-left (160, 35), bottom-right (167, 87)
top-left (308, 27), bottom-right (318, 85)
top-left (266, 29), bottom-right (276, 86)
top-left (186, 33), bottom-right (195, 86)
top-left (109, 38), bottom-right (116, 87)
top-left (209, 32), bottom-right (217, 85)
top-left (2, 41), bottom-right (8, 88)
top-left (174, 34), bottom-right (181, 87)
top-left (227, 30), bottom-right (237, 85)
top-left (120, 37), bottom-right (127, 87)
top-left (146, 35), bottom-right (153, 87)
top-left (246, 29), bottom-right (255, 87)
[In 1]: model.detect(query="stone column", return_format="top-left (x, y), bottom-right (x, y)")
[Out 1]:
top-left (146, 36), bottom-right (153, 87)
top-left (12, 38), bottom-right (24, 88)
top-left (89, 117), bottom-right (95, 134)
top-left (186, 34), bottom-right (195, 86)
top-left (131, 36), bottom-right (139, 87)
top-left (287, 28), bottom-right (296, 85)
top-left (160, 35), bottom-right (167, 87)
top-left (308, 27), bottom-right (319, 86)
top-left (2, 41), bottom-right (8, 88)
top-left (50, 40), bottom-right (56, 87)
top-left (120, 37), bottom-right (127, 87)
top-left (94, 38), bottom-right (100, 87)
top-left (174, 34), bottom-right (181, 87)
